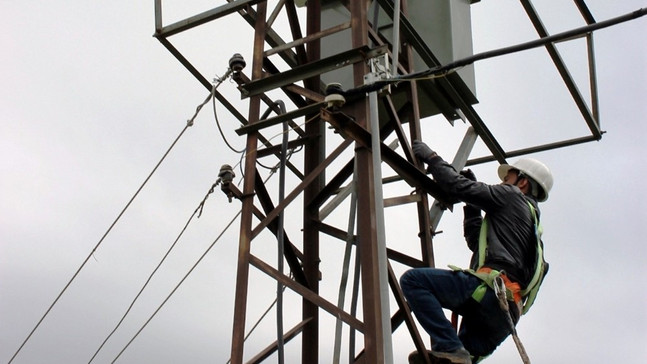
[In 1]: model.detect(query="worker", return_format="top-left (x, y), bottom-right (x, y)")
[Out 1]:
top-left (401, 140), bottom-right (553, 364)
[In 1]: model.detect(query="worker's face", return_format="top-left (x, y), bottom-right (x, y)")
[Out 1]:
top-left (502, 169), bottom-right (530, 193)
top-left (502, 169), bottom-right (521, 185)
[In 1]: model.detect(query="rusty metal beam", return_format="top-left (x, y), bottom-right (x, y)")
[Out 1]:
top-left (519, 0), bottom-right (602, 139)
top-left (309, 102), bottom-right (403, 212)
top-left (302, 2), bottom-right (323, 362)
top-left (261, 58), bottom-right (313, 108)
top-left (388, 263), bottom-right (431, 364)
top-left (352, 261), bottom-right (431, 364)
top-left (283, 84), bottom-right (325, 103)
top-left (239, 45), bottom-right (388, 98)
top-left (247, 319), bottom-right (312, 364)
top-left (383, 194), bottom-right (421, 207)
top-left (236, 102), bottom-right (325, 135)
top-left (256, 137), bottom-right (309, 160)
top-left (225, 183), bottom-right (310, 287)
top-left (376, 0), bottom-right (507, 163)
top-left (251, 138), bottom-right (353, 239)
top-left (321, 108), bottom-right (453, 206)
top-left (231, 71), bottom-right (307, 137)
top-left (284, 0), bottom-right (307, 64)
top-left (397, 1), bottom-right (436, 267)
top-left (349, 1), bottom-right (388, 362)
top-left (315, 219), bottom-right (425, 268)
top-left (227, 0), bottom-right (299, 67)
top-left (156, 0), bottom-right (264, 37)
top-left (230, 3), bottom-right (267, 363)
top-left (309, 158), bottom-right (354, 209)
top-left (265, 21), bottom-right (351, 57)
top-left (154, 36), bottom-right (248, 126)
top-left (383, 95), bottom-right (415, 162)
top-left (389, 264), bottom-right (431, 364)
top-left (249, 254), bottom-right (365, 331)
top-left (252, 172), bottom-right (309, 287)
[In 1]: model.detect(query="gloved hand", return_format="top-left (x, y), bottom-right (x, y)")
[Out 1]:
top-left (412, 140), bottom-right (437, 162)
top-left (460, 168), bottom-right (476, 181)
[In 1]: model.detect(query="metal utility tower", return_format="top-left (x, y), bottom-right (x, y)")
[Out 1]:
top-left (153, 0), bottom-right (604, 363)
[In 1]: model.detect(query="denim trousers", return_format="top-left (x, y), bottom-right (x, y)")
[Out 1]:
top-left (400, 268), bottom-right (516, 357)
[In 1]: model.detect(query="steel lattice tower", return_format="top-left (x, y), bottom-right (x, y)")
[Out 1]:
top-left (154, 1), bottom-right (604, 362)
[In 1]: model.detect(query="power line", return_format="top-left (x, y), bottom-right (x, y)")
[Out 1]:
top-left (87, 180), bottom-right (221, 363)
top-left (109, 169), bottom-right (281, 363)
top-left (6, 79), bottom-right (235, 362)
top-left (7, 122), bottom-right (193, 364)
top-left (110, 209), bottom-right (242, 363)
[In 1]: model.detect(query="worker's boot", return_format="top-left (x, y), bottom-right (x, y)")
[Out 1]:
top-left (408, 347), bottom-right (472, 364)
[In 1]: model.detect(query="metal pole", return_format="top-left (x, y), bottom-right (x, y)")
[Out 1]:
top-left (428, 127), bottom-right (477, 230)
top-left (332, 165), bottom-right (358, 364)
top-left (154, 0), bottom-right (162, 32)
top-left (586, 33), bottom-right (600, 125)
top-left (350, 1), bottom-right (386, 362)
top-left (367, 68), bottom-right (394, 364)
top-left (391, 0), bottom-right (401, 77)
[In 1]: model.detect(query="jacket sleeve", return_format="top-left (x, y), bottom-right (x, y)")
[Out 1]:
top-left (425, 155), bottom-right (510, 214)
top-left (463, 204), bottom-right (482, 252)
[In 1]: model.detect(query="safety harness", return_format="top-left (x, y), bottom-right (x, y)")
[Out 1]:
top-left (451, 200), bottom-right (547, 315)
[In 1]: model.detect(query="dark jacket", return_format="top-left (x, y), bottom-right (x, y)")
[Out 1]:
top-left (426, 155), bottom-right (540, 289)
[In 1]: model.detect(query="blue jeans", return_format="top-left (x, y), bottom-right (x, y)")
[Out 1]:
top-left (400, 268), bottom-right (516, 357)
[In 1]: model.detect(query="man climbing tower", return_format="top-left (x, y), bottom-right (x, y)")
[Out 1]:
top-left (401, 140), bottom-right (553, 364)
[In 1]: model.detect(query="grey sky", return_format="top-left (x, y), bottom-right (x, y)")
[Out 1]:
top-left (1, 1), bottom-right (646, 363)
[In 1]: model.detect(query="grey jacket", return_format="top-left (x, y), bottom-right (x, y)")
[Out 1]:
top-left (426, 155), bottom-right (541, 289)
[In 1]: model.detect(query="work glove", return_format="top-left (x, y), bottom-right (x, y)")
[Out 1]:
top-left (460, 169), bottom-right (476, 181)
top-left (412, 140), bottom-right (436, 162)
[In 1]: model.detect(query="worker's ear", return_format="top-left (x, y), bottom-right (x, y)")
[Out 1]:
top-left (517, 176), bottom-right (530, 192)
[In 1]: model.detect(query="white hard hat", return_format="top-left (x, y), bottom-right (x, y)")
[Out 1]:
top-left (498, 158), bottom-right (553, 202)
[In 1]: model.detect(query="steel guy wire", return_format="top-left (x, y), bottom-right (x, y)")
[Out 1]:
top-left (87, 179), bottom-right (222, 363)
top-left (6, 72), bottom-right (236, 362)
top-left (109, 171), bottom-right (279, 363)
top-left (110, 208), bottom-right (242, 364)
top-left (7, 120), bottom-right (193, 364)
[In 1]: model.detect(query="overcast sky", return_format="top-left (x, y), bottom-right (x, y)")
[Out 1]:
top-left (1, 1), bottom-right (646, 363)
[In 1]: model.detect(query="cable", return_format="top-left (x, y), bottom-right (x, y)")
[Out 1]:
top-left (110, 171), bottom-right (279, 363)
top-left (7, 121), bottom-right (193, 364)
top-left (252, 102), bottom-right (286, 171)
top-left (275, 103), bottom-right (288, 364)
top-left (236, 111), bottom-right (318, 178)
top-left (110, 208), bottom-right (242, 363)
top-left (87, 180), bottom-right (221, 363)
top-left (212, 84), bottom-right (245, 153)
